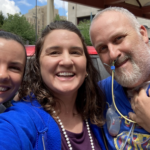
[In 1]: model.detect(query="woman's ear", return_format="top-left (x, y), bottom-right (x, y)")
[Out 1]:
top-left (140, 25), bottom-right (149, 44)
top-left (85, 72), bottom-right (88, 78)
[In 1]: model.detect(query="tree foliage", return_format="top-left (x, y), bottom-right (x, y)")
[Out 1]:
top-left (77, 20), bottom-right (92, 46)
top-left (54, 14), bottom-right (65, 21)
top-left (0, 11), bottom-right (5, 28)
top-left (54, 14), bottom-right (61, 21)
top-left (1, 13), bottom-right (36, 44)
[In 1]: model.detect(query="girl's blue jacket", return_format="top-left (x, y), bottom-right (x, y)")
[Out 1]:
top-left (0, 97), bottom-right (106, 150)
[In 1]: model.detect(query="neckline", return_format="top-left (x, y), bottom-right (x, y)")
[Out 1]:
top-left (61, 121), bottom-right (85, 138)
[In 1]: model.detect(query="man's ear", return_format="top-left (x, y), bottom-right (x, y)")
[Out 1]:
top-left (140, 25), bottom-right (149, 44)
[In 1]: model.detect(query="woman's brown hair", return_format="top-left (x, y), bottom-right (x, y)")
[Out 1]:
top-left (19, 20), bottom-right (106, 126)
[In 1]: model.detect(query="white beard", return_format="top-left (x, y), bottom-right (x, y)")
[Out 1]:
top-left (114, 42), bottom-right (150, 88)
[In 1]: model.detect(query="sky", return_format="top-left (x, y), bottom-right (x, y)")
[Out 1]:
top-left (0, 0), bottom-right (68, 18)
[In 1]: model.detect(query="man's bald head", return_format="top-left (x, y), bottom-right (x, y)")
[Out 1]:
top-left (90, 7), bottom-right (141, 45)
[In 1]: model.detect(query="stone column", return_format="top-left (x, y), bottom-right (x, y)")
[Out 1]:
top-left (47, 0), bottom-right (54, 25)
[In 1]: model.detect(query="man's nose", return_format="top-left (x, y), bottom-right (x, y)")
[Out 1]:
top-left (108, 44), bottom-right (121, 63)
top-left (0, 67), bottom-right (9, 82)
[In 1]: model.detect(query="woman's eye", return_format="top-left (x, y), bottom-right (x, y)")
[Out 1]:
top-left (72, 51), bottom-right (80, 54)
top-left (9, 66), bottom-right (21, 72)
top-left (49, 51), bottom-right (60, 55)
top-left (71, 50), bottom-right (82, 55)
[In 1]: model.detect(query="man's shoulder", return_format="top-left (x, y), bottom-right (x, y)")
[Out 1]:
top-left (101, 76), bottom-right (112, 83)
top-left (98, 76), bottom-right (112, 89)
top-left (98, 76), bottom-right (121, 88)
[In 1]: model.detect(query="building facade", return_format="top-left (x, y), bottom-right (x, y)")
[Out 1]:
top-left (68, 2), bottom-right (150, 38)
top-left (24, 5), bottom-right (59, 35)
top-left (68, 2), bottom-right (100, 25)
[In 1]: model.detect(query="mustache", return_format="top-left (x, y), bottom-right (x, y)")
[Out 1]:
top-left (103, 55), bottom-right (131, 68)
top-left (115, 55), bottom-right (131, 67)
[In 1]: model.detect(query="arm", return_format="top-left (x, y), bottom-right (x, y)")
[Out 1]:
top-left (0, 104), bottom-right (37, 150)
top-left (129, 89), bottom-right (150, 133)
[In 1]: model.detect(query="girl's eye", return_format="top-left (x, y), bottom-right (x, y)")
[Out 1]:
top-left (9, 66), bottom-right (21, 72)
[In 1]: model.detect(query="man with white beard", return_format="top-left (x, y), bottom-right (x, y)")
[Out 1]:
top-left (90, 7), bottom-right (150, 150)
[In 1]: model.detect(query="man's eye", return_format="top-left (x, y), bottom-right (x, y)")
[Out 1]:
top-left (115, 36), bottom-right (124, 43)
top-left (117, 36), bottom-right (122, 40)
top-left (97, 46), bottom-right (108, 53)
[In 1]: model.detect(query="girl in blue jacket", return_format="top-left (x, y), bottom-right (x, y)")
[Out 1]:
top-left (0, 31), bottom-right (26, 112)
top-left (0, 21), bottom-right (106, 150)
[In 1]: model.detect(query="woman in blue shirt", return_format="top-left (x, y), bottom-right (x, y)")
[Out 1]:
top-left (0, 21), bottom-right (106, 150)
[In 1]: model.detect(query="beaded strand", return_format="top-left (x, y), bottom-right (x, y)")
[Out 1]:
top-left (54, 111), bottom-right (95, 150)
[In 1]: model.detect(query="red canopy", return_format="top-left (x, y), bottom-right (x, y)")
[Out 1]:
top-left (25, 45), bottom-right (97, 56)
top-left (87, 46), bottom-right (98, 54)
top-left (25, 45), bottom-right (35, 56)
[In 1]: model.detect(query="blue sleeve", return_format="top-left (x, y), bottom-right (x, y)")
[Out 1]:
top-left (0, 105), bottom-right (37, 150)
top-left (98, 77), bottom-right (112, 93)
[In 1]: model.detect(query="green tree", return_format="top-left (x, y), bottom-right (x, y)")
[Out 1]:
top-left (77, 20), bottom-right (92, 46)
top-left (0, 11), bottom-right (5, 28)
top-left (1, 13), bottom-right (36, 44)
top-left (54, 14), bottom-right (65, 21)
